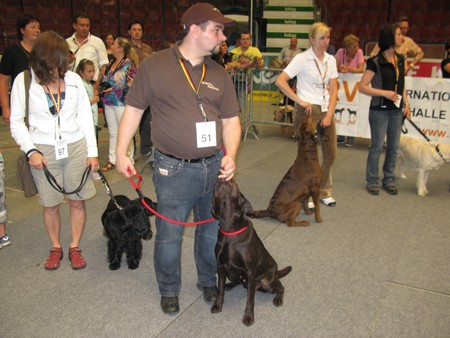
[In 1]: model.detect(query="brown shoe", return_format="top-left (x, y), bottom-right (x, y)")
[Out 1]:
top-left (44, 247), bottom-right (63, 270)
top-left (382, 184), bottom-right (398, 195)
top-left (69, 247), bottom-right (86, 270)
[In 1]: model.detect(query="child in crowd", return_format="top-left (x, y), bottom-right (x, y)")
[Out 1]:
top-left (76, 59), bottom-right (101, 179)
top-left (0, 151), bottom-right (10, 248)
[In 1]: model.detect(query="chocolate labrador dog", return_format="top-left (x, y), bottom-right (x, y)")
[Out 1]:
top-left (247, 117), bottom-right (323, 226)
top-left (211, 179), bottom-right (292, 326)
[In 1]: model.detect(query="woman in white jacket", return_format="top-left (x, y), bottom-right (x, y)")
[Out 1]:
top-left (10, 31), bottom-right (99, 270)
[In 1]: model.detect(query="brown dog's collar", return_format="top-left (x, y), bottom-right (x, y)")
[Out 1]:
top-left (219, 226), bottom-right (248, 236)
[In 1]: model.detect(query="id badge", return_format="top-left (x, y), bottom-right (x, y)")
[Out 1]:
top-left (196, 121), bottom-right (217, 148)
top-left (394, 94), bottom-right (402, 108)
top-left (55, 140), bottom-right (68, 160)
top-left (321, 102), bottom-right (328, 112)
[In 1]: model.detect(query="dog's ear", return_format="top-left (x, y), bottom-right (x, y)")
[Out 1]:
top-left (212, 179), bottom-right (224, 218)
top-left (142, 197), bottom-right (157, 216)
top-left (103, 211), bottom-right (126, 240)
top-left (239, 192), bottom-right (254, 216)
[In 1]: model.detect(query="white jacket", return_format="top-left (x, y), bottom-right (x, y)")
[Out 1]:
top-left (10, 69), bottom-right (98, 158)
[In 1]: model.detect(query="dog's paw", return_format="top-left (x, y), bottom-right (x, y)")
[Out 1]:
top-left (242, 315), bottom-right (254, 326)
top-left (211, 303), bottom-right (222, 314)
top-left (127, 259), bottom-right (139, 270)
top-left (109, 261), bottom-right (121, 270)
top-left (273, 294), bottom-right (284, 307)
top-left (417, 189), bottom-right (428, 197)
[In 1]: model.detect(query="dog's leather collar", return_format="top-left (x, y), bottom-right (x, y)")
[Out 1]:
top-left (219, 226), bottom-right (248, 236)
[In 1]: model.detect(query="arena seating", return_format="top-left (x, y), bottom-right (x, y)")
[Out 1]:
top-left (0, 0), bottom-right (447, 54)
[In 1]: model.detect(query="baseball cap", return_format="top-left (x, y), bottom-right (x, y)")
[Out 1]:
top-left (181, 3), bottom-right (235, 29)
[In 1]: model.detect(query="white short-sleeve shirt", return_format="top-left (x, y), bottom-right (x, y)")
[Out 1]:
top-left (283, 47), bottom-right (338, 109)
top-left (67, 33), bottom-right (109, 81)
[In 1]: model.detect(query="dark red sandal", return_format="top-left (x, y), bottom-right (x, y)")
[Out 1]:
top-left (44, 247), bottom-right (63, 270)
top-left (101, 162), bottom-right (115, 172)
top-left (69, 247), bottom-right (86, 270)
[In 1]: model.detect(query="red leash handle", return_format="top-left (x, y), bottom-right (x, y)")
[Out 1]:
top-left (128, 172), bottom-right (143, 192)
top-left (128, 173), bottom-right (216, 227)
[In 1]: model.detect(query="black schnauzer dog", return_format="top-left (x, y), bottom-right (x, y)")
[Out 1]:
top-left (101, 195), bottom-right (156, 270)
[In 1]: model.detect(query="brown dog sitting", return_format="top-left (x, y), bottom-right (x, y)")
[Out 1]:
top-left (247, 117), bottom-right (322, 226)
top-left (211, 179), bottom-right (292, 326)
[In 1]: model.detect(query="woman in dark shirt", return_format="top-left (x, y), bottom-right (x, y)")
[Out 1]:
top-left (359, 24), bottom-right (411, 196)
top-left (0, 14), bottom-right (40, 123)
top-left (213, 41), bottom-right (233, 70)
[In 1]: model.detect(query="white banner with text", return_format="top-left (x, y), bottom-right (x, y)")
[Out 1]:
top-left (335, 74), bottom-right (450, 144)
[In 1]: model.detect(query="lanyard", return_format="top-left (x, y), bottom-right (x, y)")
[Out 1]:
top-left (383, 52), bottom-right (399, 92)
top-left (313, 58), bottom-right (328, 103)
top-left (313, 58), bottom-right (328, 87)
top-left (46, 81), bottom-right (61, 114)
top-left (45, 80), bottom-right (62, 140)
top-left (179, 58), bottom-right (208, 121)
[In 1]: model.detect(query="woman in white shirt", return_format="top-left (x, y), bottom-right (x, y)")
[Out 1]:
top-left (276, 22), bottom-right (338, 208)
top-left (10, 31), bottom-right (99, 271)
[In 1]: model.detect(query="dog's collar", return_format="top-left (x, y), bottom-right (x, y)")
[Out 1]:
top-left (219, 226), bottom-right (248, 236)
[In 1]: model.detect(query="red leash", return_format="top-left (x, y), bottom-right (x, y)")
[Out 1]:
top-left (128, 173), bottom-right (216, 227)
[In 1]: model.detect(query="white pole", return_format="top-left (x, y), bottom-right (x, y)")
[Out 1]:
top-left (250, 0), bottom-right (254, 40)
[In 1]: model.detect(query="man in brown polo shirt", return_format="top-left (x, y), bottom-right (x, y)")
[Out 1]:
top-left (128, 20), bottom-right (153, 63)
top-left (116, 3), bottom-right (240, 314)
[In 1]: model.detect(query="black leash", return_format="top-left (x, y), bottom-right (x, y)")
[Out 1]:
top-left (43, 165), bottom-right (91, 198)
top-left (402, 117), bottom-right (446, 161)
top-left (97, 169), bottom-right (131, 227)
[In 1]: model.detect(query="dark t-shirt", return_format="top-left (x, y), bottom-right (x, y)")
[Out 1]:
top-left (0, 43), bottom-right (30, 84)
top-left (126, 41), bottom-right (239, 159)
top-left (441, 57), bottom-right (450, 78)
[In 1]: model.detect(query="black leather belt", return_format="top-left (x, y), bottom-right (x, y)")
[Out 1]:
top-left (157, 149), bottom-right (216, 163)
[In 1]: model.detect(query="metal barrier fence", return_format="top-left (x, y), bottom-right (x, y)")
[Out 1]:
top-left (230, 69), bottom-right (295, 140)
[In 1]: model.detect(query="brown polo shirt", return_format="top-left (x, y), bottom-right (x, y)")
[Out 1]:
top-left (131, 42), bottom-right (153, 64)
top-left (126, 41), bottom-right (239, 159)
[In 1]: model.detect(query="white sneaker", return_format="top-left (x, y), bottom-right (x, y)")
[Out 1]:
top-left (308, 201), bottom-right (315, 210)
top-left (0, 235), bottom-right (11, 248)
top-left (320, 197), bottom-right (336, 207)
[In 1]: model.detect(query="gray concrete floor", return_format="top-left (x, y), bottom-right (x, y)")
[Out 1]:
top-left (1, 113), bottom-right (450, 337)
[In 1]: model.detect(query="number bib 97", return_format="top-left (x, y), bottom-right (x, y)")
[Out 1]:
top-left (55, 140), bottom-right (68, 160)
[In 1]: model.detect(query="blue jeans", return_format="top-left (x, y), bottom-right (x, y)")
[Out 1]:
top-left (152, 149), bottom-right (222, 297)
top-left (366, 109), bottom-right (403, 186)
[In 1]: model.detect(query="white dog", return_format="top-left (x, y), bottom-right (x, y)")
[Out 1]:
top-left (398, 136), bottom-right (450, 196)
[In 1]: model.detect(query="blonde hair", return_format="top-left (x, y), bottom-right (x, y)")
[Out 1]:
top-left (309, 22), bottom-right (331, 41)
top-left (115, 37), bottom-right (139, 67)
top-left (343, 34), bottom-right (360, 49)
